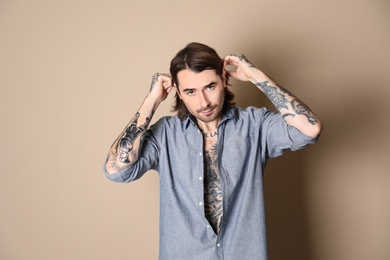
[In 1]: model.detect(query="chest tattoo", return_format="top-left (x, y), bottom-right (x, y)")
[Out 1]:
top-left (203, 142), bottom-right (223, 234)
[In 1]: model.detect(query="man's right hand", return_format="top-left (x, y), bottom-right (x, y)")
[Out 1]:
top-left (148, 73), bottom-right (173, 104)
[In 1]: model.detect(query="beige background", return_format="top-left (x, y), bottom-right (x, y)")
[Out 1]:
top-left (1, 0), bottom-right (389, 259)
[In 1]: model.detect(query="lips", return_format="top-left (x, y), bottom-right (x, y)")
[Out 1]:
top-left (200, 108), bottom-right (214, 116)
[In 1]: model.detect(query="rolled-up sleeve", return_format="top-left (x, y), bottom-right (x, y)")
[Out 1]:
top-left (263, 110), bottom-right (319, 158)
top-left (103, 129), bottom-right (160, 183)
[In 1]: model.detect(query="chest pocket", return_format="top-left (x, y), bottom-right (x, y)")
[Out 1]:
top-left (220, 136), bottom-right (256, 183)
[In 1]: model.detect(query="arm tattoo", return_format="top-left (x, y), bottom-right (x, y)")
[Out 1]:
top-left (203, 143), bottom-right (223, 234)
top-left (283, 113), bottom-right (296, 119)
top-left (150, 73), bottom-right (160, 90)
top-left (255, 81), bottom-right (318, 126)
top-left (290, 100), bottom-right (318, 125)
top-left (255, 81), bottom-right (289, 110)
top-left (117, 112), bottom-right (151, 163)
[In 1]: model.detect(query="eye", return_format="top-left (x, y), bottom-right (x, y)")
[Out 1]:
top-left (207, 85), bottom-right (215, 90)
top-left (186, 90), bottom-right (195, 96)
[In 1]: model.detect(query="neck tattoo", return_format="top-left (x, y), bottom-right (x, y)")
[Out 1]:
top-left (201, 130), bottom-right (218, 138)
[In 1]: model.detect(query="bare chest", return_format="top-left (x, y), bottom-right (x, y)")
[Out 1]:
top-left (203, 131), bottom-right (218, 151)
top-left (202, 133), bottom-right (223, 234)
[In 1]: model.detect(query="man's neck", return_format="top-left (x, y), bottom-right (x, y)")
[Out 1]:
top-left (197, 120), bottom-right (220, 134)
top-left (200, 129), bottom-right (218, 138)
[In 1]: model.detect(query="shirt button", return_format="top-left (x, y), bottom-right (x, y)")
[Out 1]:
top-left (217, 243), bottom-right (221, 247)
top-left (199, 152), bottom-right (202, 156)
top-left (199, 176), bottom-right (203, 181)
top-left (207, 225), bottom-right (210, 228)
top-left (199, 202), bottom-right (203, 206)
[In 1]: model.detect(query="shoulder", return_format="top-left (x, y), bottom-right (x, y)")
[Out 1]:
top-left (149, 115), bottom-right (188, 134)
top-left (224, 107), bottom-right (285, 134)
top-left (151, 115), bottom-right (184, 127)
top-left (230, 106), bottom-right (278, 122)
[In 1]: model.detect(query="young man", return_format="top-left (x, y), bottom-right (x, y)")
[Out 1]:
top-left (104, 42), bottom-right (322, 260)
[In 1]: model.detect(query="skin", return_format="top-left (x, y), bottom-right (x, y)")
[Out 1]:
top-left (105, 53), bottom-right (323, 235)
top-left (175, 69), bottom-right (227, 132)
top-left (203, 142), bottom-right (222, 234)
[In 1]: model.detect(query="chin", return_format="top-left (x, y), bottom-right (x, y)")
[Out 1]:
top-left (197, 113), bottom-right (220, 123)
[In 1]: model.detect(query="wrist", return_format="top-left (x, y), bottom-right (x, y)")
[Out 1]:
top-left (250, 69), bottom-right (268, 84)
top-left (144, 93), bottom-right (162, 111)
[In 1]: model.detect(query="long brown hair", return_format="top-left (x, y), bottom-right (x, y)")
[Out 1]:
top-left (170, 42), bottom-right (235, 119)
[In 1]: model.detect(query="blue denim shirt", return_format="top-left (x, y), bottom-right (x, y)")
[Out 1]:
top-left (104, 106), bottom-right (318, 260)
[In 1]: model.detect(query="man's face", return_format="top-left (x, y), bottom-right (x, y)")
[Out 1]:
top-left (176, 69), bottom-right (226, 125)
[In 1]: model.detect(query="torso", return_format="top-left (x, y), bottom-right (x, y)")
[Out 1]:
top-left (202, 130), bottom-right (223, 234)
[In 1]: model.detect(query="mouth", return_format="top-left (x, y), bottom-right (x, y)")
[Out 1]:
top-left (199, 107), bottom-right (214, 116)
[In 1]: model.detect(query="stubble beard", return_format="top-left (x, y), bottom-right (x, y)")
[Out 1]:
top-left (194, 103), bottom-right (223, 124)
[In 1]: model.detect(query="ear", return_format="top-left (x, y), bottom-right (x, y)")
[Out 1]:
top-left (222, 69), bottom-right (228, 88)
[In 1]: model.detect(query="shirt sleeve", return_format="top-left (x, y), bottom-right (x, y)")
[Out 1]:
top-left (103, 128), bottom-right (160, 183)
top-left (261, 109), bottom-right (319, 158)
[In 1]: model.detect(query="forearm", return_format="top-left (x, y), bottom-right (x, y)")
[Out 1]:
top-left (251, 70), bottom-right (323, 137)
top-left (105, 95), bottom-right (160, 174)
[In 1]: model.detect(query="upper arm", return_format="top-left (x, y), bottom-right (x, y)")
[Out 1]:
top-left (262, 111), bottom-right (319, 158)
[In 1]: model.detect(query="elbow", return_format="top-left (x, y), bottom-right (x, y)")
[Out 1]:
top-left (103, 163), bottom-right (126, 183)
top-left (308, 120), bottom-right (323, 138)
top-left (104, 154), bottom-right (131, 175)
top-left (103, 157), bottom-right (126, 182)
top-left (288, 117), bottom-right (324, 138)
top-left (104, 158), bottom-right (118, 175)
top-left (105, 162), bottom-right (118, 175)
top-left (103, 159), bottom-right (140, 183)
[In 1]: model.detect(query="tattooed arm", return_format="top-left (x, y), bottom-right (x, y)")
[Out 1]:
top-left (105, 73), bottom-right (173, 175)
top-left (224, 54), bottom-right (323, 137)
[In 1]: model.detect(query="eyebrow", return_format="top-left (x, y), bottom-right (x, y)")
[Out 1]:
top-left (182, 82), bottom-right (217, 93)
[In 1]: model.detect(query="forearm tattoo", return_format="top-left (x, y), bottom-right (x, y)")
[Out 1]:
top-left (117, 112), bottom-right (151, 163)
top-left (255, 81), bottom-right (289, 110)
top-left (283, 113), bottom-right (296, 119)
top-left (203, 143), bottom-right (223, 234)
top-left (290, 100), bottom-right (318, 125)
top-left (256, 81), bottom-right (318, 125)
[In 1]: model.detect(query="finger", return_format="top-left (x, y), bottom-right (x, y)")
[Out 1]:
top-left (152, 73), bottom-right (171, 81)
top-left (160, 75), bottom-right (172, 84)
top-left (163, 83), bottom-right (171, 89)
top-left (224, 55), bottom-right (240, 66)
top-left (224, 54), bottom-right (238, 61)
top-left (150, 73), bottom-right (171, 91)
top-left (225, 54), bottom-right (241, 61)
top-left (226, 70), bottom-right (237, 79)
top-left (165, 85), bottom-right (173, 94)
top-left (223, 57), bottom-right (230, 67)
top-left (160, 73), bottom-right (172, 79)
top-left (162, 75), bottom-right (172, 84)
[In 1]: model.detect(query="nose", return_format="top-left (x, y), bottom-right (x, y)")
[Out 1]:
top-left (199, 92), bottom-right (211, 107)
